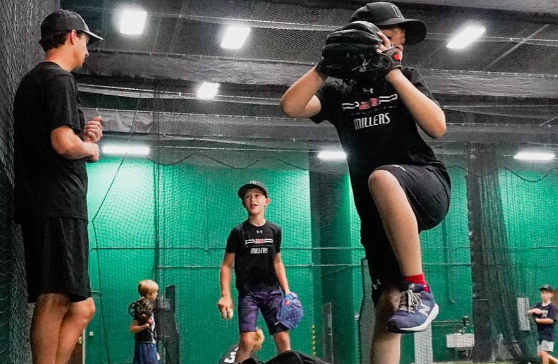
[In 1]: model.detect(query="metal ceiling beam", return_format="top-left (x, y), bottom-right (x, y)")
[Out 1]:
top-left (79, 50), bottom-right (558, 99)
top-left (389, 0), bottom-right (558, 14)
top-left (84, 108), bottom-right (558, 145)
top-left (280, 0), bottom-right (558, 15)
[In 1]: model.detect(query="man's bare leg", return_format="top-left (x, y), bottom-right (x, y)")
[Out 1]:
top-left (31, 294), bottom-right (71, 364)
top-left (55, 298), bottom-right (95, 364)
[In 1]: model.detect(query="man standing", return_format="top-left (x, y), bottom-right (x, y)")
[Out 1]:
top-left (13, 9), bottom-right (103, 364)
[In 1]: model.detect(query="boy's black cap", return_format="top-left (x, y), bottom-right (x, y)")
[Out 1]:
top-left (41, 9), bottom-right (103, 44)
top-left (238, 181), bottom-right (268, 198)
top-left (540, 284), bottom-right (554, 292)
top-left (350, 2), bottom-right (427, 45)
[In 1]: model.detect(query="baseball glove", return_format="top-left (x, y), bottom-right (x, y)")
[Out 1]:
top-left (316, 21), bottom-right (402, 80)
top-left (128, 297), bottom-right (153, 325)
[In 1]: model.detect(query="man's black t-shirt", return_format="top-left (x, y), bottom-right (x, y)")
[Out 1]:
top-left (226, 220), bottom-right (282, 295)
top-left (534, 301), bottom-right (557, 342)
top-left (311, 68), bottom-right (450, 213)
top-left (13, 62), bottom-right (88, 221)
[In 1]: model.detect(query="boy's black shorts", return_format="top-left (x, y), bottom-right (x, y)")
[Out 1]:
top-left (20, 217), bottom-right (91, 303)
top-left (355, 164), bottom-right (451, 304)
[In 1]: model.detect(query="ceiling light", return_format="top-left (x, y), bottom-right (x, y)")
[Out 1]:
top-left (221, 25), bottom-right (251, 49)
top-left (514, 151), bottom-right (555, 161)
top-left (317, 150), bottom-right (347, 160)
top-left (447, 25), bottom-right (486, 49)
top-left (102, 145), bottom-right (150, 156)
top-left (119, 9), bottom-right (147, 35)
top-left (197, 82), bottom-right (220, 99)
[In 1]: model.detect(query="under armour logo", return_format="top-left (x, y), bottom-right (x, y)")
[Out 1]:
top-left (419, 303), bottom-right (431, 316)
top-left (372, 279), bottom-right (382, 290)
top-left (256, 229), bottom-right (263, 234)
top-left (362, 87), bottom-right (374, 94)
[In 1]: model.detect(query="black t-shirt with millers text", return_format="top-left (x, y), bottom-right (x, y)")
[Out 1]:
top-left (13, 62), bottom-right (87, 221)
top-left (226, 220), bottom-right (282, 295)
top-left (534, 301), bottom-right (557, 342)
top-left (311, 67), bottom-right (450, 214)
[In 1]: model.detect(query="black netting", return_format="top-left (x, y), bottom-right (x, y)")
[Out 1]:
top-left (0, 0), bottom-right (58, 363)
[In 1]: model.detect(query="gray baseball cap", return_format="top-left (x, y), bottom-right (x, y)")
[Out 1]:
top-left (540, 284), bottom-right (554, 292)
top-left (238, 181), bottom-right (268, 198)
top-left (41, 9), bottom-right (103, 44)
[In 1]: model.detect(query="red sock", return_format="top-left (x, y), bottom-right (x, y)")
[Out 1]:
top-left (404, 274), bottom-right (429, 292)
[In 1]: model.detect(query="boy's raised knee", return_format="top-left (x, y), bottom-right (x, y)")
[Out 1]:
top-left (368, 170), bottom-right (398, 193)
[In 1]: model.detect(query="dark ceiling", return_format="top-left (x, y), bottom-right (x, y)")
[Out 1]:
top-left (61, 0), bottom-right (558, 150)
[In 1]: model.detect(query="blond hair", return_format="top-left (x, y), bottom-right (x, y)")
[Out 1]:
top-left (253, 328), bottom-right (265, 352)
top-left (137, 279), bottom-right (159, 297)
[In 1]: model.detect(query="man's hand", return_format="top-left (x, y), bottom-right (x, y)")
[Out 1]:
top-left (84, 116), bottom-right (103, 143)
top-left (86, 142), bottom-right (100, 163)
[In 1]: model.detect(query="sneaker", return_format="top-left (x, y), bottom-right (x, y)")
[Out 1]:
top-left (386, 283), bottom-right (439, 333)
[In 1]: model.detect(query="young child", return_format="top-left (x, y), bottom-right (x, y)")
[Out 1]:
top-left (218, 181), bottom-right (292, 363)
top-left (280, 2), bottom-right (450, 363)
top-left (219, 327), bottom-right (265, 364)
top-left (528, 285), bottom-right (557, 364)
top-left (130, 279), bottom-right (160, 364)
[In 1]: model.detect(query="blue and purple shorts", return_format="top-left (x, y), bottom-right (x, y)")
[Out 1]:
top-left (238, 289), bottom-right (288, 335)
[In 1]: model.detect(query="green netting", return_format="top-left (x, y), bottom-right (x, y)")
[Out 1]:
top-left (83, 150), bottom-right (506, 364)
top-left (87, 156), bottom-right (318, 363)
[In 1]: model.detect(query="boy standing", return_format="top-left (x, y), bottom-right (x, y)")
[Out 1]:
top-left (218, 181), bottom-right (292, 363)
top-left (528, 285), bottom-right (557, 364)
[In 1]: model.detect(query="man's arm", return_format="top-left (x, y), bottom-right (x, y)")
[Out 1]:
top-left (280, 68), bottom-right (325, 119)
top-left (51, 126), bottom-right (99, 161)
top-left (274, 253), bottom-right (290, 294)
top-left (218, 252), bottom-right (235, 312)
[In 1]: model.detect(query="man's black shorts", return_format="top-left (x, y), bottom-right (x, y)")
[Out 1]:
top-left (356, 164), bottom-right (451, 304)
top-left (21, 217), bottom-right (91, 303)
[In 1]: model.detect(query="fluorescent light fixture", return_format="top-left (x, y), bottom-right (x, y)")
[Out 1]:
top-left (197, 82), bottom-right (220, 99)
top-left (221, 25), bottom-right (251, 49)
top-left (514, 151), bottom-right (555, 161)
top-left (102, 145), bottom-right (150, 156)
top-left (119, 9), bottom-right (147, 35)
top-left (447, 25), bottom-right (486, 49)
top-left (317, 150), bottom-right (347, 160)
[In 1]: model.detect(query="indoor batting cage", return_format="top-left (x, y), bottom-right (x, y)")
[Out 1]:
top-left (1, 0), bottom-right (558, 364)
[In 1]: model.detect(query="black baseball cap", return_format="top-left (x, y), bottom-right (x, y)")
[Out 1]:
top-left (238, 181), bottom-right (268, 198)
top-left (350, 2), bottom-right (427, 45)
top-left (540, 284), bottom-right (554, 292)
top-left (41, 9), bottom-right (103, 44)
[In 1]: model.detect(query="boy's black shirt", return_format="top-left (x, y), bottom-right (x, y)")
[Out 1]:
top-left (311, 67), bottom-right (450, 214)
top-left (226, 220), bottom-right (282, 295)
top-left (13, 62), bottom-right (87, 221)
top-left (534, 301), bottom-right (557, 342)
